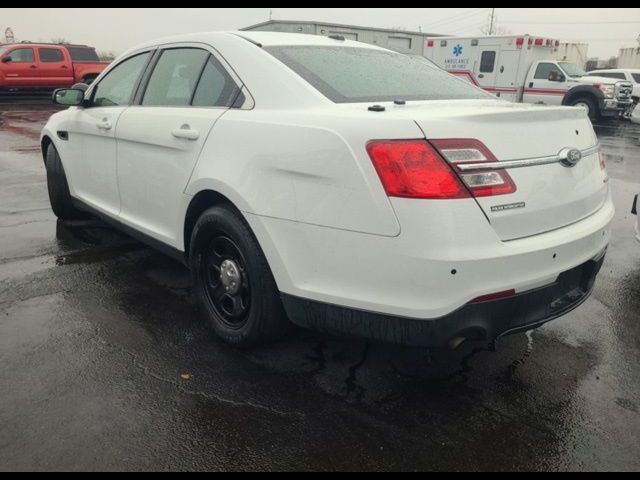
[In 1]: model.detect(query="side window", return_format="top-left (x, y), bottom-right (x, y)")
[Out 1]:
top-left (142, 48), bottom-right (209, 106)
top-left (39, 48), bottom-right (65, 63)
top-left (192, 56), bottom-right (241, 107)
top-left (7, 48), bottom-right (35, 63)
top-left (534, 63), bottom-right (562, 80)
top-left (479, 51), bottom-right (496, 73)
top-left (632, 74), bottom-right (640, 84)
top-left (92, 52), bottom-right (150, 107)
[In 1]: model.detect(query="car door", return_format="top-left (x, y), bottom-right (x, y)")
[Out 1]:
top-left (494, 50), bottom-right (520, 101)
top-left (523, 62), bottom-right (567, 105)
top-left (62, 51), bottom-right (152, 217)
top-left (115, 46), bottom-right (244, 247)
top-left (37, 47), bottom-right (74, 87)
top-left (0, 47), bottom-right (38, 87)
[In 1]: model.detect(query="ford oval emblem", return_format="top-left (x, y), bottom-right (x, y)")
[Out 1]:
top-left (560, 148), bottom-right (582, 168)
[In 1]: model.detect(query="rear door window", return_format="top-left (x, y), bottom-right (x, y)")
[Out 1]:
top-left (191, 55), bottom-right (241, 107)
top-left (39, 48), bottom-right (65, 63)
top-left (142, 48), bottom-right (209, 107)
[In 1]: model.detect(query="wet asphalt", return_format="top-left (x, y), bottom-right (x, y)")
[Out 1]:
top-left (0, 101), bottom-right (639, 472)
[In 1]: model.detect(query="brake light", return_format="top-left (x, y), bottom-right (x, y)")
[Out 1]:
top-left (430, 139), bottom-right (516, 197)
top-left (366, 140), bottom-right (470, 199)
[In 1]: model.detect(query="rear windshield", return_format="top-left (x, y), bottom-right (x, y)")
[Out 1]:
top-left (67, 47), bottom-right (99, 62)
top-left (265, 45), bottom-right (489, 103)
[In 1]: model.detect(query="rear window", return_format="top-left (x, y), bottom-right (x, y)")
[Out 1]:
top-left (265, 45), bottom-right (489, 103)
top-left (67, 47), bottom-right (99, 62)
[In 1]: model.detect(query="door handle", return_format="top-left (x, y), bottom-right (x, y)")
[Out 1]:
top-left (61, 65), bottom-right (69, 69)
top-left (30, 65), bottom-right (37, 69)
top-left (172, 124), bottom-right (199, 141)
top-left (97, 119), bottom-right (112, 131)
top-left (529, 82), bottom-right (534, 88)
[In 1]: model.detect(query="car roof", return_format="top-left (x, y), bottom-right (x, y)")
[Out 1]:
top-left (124, 30), bottom-right (387, 54)
top-left (0, 43), bottom-right (93, 49)
top-left (590, 68), bottom-right (640, 73)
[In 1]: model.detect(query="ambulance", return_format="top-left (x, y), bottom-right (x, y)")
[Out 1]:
top-left (424, 35), bottom-right (634, 119)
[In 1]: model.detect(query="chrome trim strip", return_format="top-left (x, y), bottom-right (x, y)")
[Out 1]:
top-left (456, 144), bottom-right (600, 172)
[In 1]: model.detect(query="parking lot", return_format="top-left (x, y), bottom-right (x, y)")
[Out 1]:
top-left (0, 102), bottom-right (639, 471)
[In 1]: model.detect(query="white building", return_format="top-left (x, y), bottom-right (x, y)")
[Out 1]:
top-left (242, 20), bottom-right (443, 56)
top-left (554, 43), bottom-right (589, 68)
top-left (618, 47), bottom-right (640, 69)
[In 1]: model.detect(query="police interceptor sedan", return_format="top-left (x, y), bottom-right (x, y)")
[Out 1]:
top-left (41, 32), bottom-right (613, 348)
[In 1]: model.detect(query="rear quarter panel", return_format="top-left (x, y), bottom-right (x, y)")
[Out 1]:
top-left (185, 108), bottom-right (428, 238)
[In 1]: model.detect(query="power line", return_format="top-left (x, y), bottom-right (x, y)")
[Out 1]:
top-left (420, 8), bottom-right (489, 30)
top-left (501, 20), bottom-right (640, 25)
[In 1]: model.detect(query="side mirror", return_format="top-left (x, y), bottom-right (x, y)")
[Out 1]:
top-left (53, 88), bottom-right (85, 107)
top-left (1, 56), bottom-right (12, 63)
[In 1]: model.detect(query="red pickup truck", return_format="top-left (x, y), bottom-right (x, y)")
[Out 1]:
top-left (0, 43), bottom-right (109, 92)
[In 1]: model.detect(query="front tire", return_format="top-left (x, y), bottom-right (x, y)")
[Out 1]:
top-left (45, 144), bottom-right (86, 220)
top-left (189, 205), bottom-right (289, 347)
top-left (570, 97), bottom-right (598, 120)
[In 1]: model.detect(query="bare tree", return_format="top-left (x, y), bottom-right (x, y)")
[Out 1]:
top-left (98, 51), bottom-right (116, 61)
top-left (51, 37), bottom-right (70, 44)
top-left (480, 12), bottom-right (511, 36)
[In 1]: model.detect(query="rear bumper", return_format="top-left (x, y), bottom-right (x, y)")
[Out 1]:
top-left (282, 251), bottom-right (606, 347)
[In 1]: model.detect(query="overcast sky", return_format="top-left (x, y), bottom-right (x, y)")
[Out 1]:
top-left (1, 8), bottom-right (639, 59)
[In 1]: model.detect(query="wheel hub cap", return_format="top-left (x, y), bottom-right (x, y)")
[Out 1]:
top-left (220, 259), bottom-right (241, 295)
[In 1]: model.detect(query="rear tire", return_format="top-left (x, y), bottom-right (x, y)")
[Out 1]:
top-left (45, 144), bottom-right (86, 220)
top-left (570, 96), bottom-right (598, 120)
top-left (189, 205), bottom-right (290, 347)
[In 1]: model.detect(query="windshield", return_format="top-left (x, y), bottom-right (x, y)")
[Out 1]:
top-left (0, 47), bottom-right (7, 57)
top-left (632, 73), bottom-right (640, 84)
top-left (559, 62), bottom-right (587, 78)
top-left (265, 45), bottom-right (490, 103)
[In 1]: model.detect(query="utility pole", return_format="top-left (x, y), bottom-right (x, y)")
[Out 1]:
top-left (269, 9), bottom-right (273, 21)
top-left (489, 8), bottom-right (496, 36)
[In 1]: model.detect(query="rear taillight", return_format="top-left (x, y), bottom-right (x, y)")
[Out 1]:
top-left (366, 140), bottom-right (470, 199)
top-left (431, 139), bottom-right (517, 197)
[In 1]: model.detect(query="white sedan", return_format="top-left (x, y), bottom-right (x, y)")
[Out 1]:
top-left (41, 32), bottom-right (614, 348)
